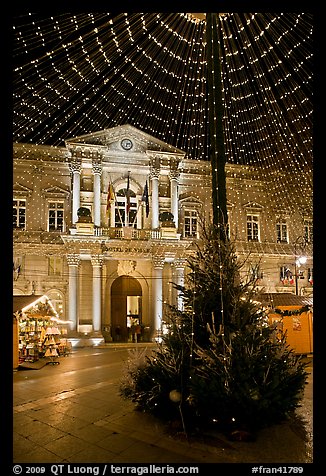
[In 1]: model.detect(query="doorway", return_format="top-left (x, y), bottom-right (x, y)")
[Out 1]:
top-left (111, 275), bottom-right (142, 342)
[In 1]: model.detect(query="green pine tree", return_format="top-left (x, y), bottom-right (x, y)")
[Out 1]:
top-left (120, 222), bottom-right (308, 436)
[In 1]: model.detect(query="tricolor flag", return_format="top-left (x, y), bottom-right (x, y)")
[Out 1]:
top-left (142, 180), bottom-right (149, 217)
top-left (106, 181), bottom-right (114, 216)
top-left (125, 173), bottom-right (131, 214)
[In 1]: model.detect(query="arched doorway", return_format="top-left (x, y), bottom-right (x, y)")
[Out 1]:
top-left (111, 275), bottom-right (142, 342)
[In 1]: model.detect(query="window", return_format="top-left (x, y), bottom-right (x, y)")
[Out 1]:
top-left (48, 202), bottom-right (64, 231)
top-left (13, 199), bottom-right (26, 229)
top-left (247, 214), bottom-right (259, 241)
top-left (308, 268), bottom-right (313, 285)
top-left (304, 219), bottom-right (313, 243)
top-left (49, 256), bottom-right (63, 276)
top-left (276, 218), bottom-right (288, 243)
top-left (280, 266), bottom-right (294, 284)
top-left (46, 290), bottom-right (65, 319)
top-left (115, 188), bottom-right (137, 228)
top-left (184, 210), bottom-right (198, 238)
top-left (250, 263), bottom-right (263, 281)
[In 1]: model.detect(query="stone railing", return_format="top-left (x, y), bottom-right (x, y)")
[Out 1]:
top-left (93, 227), bottom-right (163, 240)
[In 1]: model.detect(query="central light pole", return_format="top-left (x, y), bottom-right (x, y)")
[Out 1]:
top-left (205, 13), bottom-right (228, 240)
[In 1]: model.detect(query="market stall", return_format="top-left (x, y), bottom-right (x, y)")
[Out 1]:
top-left (13, 294), bottom-right (71, 369)
top-left (258, 293), bottom-right (313, 355)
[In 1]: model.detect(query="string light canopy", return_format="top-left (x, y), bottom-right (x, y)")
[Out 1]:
top-left (13, 12), bottom-right (313, 212)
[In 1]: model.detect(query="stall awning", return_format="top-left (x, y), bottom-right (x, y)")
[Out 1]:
top-left (13, 295), bottom-right (44, 313)
top-left (257, 292), bottom-right (313, 309)
top-left (13, 294), bottom-right (59, 319)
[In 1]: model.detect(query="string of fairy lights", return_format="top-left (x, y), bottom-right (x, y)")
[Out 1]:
top-left (13, 12), bottom-right (312, 159)
top-left (13, 12), bottom-right (313, 288)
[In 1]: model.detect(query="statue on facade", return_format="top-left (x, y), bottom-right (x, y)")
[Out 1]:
top-left (159, 211), bottom-right (175, 228)
top-left (77, 207), bottom-right (92, 223)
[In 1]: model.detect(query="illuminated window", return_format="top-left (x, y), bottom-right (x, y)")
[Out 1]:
top-left (276, 218), bottom-right (288, 243)
top-left (13, 199), bottom-right (26, 229)
top-left (48, 202), bottom-right (64, 231)
top-left (280, 266), bottom-right (294, 284)
top-left (184, 210), bottom-right (198, 238)
top-left (308, 267), bottom-right (313, 285)
top-left (247, 214), bottom-right (259, 242)
top-left (46, 290), bottom-right (65, 319)
top-left (115, 188), bottom-right (137, 228)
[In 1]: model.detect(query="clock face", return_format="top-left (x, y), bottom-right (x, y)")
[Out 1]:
top-left (121, 138), bottom-right (133, 150)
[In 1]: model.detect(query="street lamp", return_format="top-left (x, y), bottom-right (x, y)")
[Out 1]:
top-left (294, 236), bottom-right (307, 295)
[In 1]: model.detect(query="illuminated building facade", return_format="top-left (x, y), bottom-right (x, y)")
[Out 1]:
top-left (13, 125), bottom-right (313, 345)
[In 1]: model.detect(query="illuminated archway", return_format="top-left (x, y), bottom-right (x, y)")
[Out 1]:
top-left (111, 275), bottom-right (142, 342)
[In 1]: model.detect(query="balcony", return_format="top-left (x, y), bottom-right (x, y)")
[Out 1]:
top-left (69, 226), bottom-right (180, 241)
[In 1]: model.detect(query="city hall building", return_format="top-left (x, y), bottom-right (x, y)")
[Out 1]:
top-left (13, 124), bottom-right (313, 346)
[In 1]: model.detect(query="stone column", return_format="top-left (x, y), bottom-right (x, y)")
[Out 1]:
top-left (150, 161), bottom-right (160, 229)
top-left (69, 160), bottom-right (82, 224)
top-left (67, 254), bottom-right (80, 332)
top-left (169, 168), bottom-right (179, 229)
top-left (92, 159), bottom-right (102, 227)
top-left (174, 258), bottom-right (185, 311)
top-left (91, 254), bottom-right (103, 333)
top-left (152, 256), bottom-right (165, 335)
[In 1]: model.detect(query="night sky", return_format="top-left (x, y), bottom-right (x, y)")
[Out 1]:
top-left (12, 12), bottom-right (313, 203)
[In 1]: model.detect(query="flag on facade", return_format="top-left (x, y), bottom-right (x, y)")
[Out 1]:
top-left (142, 180), bottom-right (149, 217)
top-left (126, 173), bottom-right (131, 214)
top-left (106, 181), bottom-right (114, 216)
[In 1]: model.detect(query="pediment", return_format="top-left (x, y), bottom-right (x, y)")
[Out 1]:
top-left (65, 124), bottom-right (185, 157)
top-left (179, 195), bottom-right (202, 206)
top-left (41, 186), bottom-right (70, 198)
top-left (243, 201), bottom-right (264, 211)
top-left (13, 183), bottom-right (33, 196)
top-left (273, 207), bottom-right (291, 217)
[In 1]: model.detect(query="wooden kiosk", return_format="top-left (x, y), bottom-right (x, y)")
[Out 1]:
top-left (13, 294), bottom-right (70, 369)
top-left (259, 293), bottom-right (313, 355)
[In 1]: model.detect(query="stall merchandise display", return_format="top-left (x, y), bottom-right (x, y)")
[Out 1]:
top-left (18, 318), bottom-right (70, 364)
top-left (43, 327), bottom-right (60, 364)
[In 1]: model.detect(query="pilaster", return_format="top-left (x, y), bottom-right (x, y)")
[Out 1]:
top-left (150, 162), bottom-right (160, 230)
top-left (69, 160), bottom-right (82, 224)
top-left (92, 158), bottom-right (103, 227)
top-left (152, 256), bottom-right (165, 336)
top-left (67, 253), bottom-right (80, 333)
top-left (91, 254), bottom-right (104, 334)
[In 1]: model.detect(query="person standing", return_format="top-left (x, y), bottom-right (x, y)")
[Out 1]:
top-left (135, 324), bottom-right (141, 343)
top-left (131, 323), bottom-right (136, 342)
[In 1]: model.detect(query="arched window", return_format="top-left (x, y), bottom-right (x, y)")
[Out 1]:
top-left (46, 290), bottom-right (65, 320)
top-left (115, 188), bottom-right (137, 228)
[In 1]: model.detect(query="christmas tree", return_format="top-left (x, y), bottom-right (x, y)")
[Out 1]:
top-left (120, 222), bottom-right (308, 438)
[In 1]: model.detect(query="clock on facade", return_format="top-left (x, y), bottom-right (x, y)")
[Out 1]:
top-left (121, 138), bottom-right (133, 150)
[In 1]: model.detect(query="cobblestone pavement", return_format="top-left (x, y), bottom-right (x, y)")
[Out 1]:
top-left (11, 345), bottom-right (314, 469)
